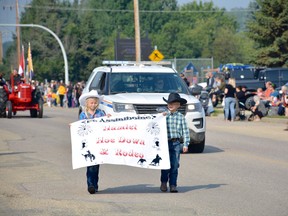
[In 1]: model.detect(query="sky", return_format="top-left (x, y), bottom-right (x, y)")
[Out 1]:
top-left (0, 0), bottom-right (252, 44)
top-left (178, 0), bottom-right (251, 10)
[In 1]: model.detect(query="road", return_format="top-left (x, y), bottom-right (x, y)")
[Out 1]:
top-left (0, 107), bottom-right (287, 216)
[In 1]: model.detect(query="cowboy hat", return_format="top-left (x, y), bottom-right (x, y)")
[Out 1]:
top-left (163, 92), bottom-right (187, 105)
top-left (79, 90), bottom-right (103, 106)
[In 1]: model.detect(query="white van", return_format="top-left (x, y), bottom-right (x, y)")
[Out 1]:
top-left (81, 61), bottom-right (206, 153)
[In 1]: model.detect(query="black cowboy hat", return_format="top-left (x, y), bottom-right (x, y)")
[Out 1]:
top-left (163, 92), bottom-right (187, 105)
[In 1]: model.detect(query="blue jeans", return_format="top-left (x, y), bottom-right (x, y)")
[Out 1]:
top-left (161, 140), bottom-right (181, 186)
top-left (224, 97), bottom-right (236, 120)
top-left (86, 165), bottom-right (99, 189)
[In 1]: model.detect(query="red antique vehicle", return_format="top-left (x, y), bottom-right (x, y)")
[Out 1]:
top-left (1, 73), bottom-right (43, 119)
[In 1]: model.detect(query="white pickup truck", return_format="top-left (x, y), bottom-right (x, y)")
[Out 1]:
top-left (80, 61), bottom-right (206, 153)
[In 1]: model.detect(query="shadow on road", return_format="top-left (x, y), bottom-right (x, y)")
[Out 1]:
top-left (0, 151), bottom-right (35, 156)
top-left (98, 183), bottom-right (227, 194)
top-left (202, 145), bottom-right (224, 154)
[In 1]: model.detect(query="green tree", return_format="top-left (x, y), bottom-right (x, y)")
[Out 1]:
top-left (2, 0), bottom-right (258, 83)
top-left (247, 0), bottom-right (288, 67)
top-left (20, 0), bottom-right (77, 81)
top-left (152, 1), bottom-right (240, 63)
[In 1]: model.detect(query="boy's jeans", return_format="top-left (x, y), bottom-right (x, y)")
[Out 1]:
top-left (161, 140), bottom-right (181, 186)
top-left (86, 165), bottom-right (100, 189)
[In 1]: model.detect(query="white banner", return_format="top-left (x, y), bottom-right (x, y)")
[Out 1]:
top-left (70, 113), bottom-right (170, 170)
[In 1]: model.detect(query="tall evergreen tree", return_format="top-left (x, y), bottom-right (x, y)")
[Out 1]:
top-left (247, 0), bottom-right (288, 67)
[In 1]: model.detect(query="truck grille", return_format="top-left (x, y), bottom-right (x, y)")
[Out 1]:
top-left (134, 104), bottom-right (186, 115)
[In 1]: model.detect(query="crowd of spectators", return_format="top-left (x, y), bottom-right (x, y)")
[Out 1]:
top-left (34, 80), bottom-right (85, 108)
top-left (0, 72), bottom-right (86, 109)
top-left (204, 71), bottom-right (288, 121)
top-left (237, 81), bottom-right (288, 121)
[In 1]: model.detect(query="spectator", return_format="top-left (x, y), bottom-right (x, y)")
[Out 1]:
top-left (205, 72), bottom-right (215, 91)
top-left (236, 86), bottom-right (246, 109)
top-left (180, 73), bottom-right (190, 86)
top-left (224, 78), bottom-right (236, 122)
top-left (212, 75), bottom-right (225, 104)
top-left (46, 86), bottom-right (54, 107)
top-left (263, 81), bottom-right (273, 100)
top-left (214, 75), bottom-right (226, 94)
top-left (51, 80), bottom-right (58, 106)
top-left (249, 94), bottom-right (267, 121)
top-left (57, 82), bottom-right (66, 108)
top-left (267, 84), bottom-right (277, 103)
top-left (256, 87), bottom-right (265, 100)
top-left (74, 82), bottom-right (83, 107)
top-left (275, 85), bottom-right (288, 116)
top-left (38, 82), bottom-right (45, 96)
top-left (241, 85), bottom-right (247, 95)
top-left (270, 91), bottom-right (280, 107)
top-left (66, 81), bottom-right (74, 108)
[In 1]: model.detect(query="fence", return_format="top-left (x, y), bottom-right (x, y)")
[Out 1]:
top-left (167, 57), bottom-right (215, 84)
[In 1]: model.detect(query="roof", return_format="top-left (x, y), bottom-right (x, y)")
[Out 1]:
top-left (108, 65), bottom-right (175, 73)
top-left (93, 62), bottom-right (176, 73)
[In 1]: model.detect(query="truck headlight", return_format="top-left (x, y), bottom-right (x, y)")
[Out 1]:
top-left (113, 103), bottom-right (135, 112)
top-left (187, 102), bottom-right (202, 112)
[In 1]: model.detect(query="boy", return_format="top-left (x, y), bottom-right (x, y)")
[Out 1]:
top-left (161, 92), bottom-right (190, 193)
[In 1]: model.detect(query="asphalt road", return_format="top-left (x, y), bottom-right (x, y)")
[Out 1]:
top-left (0, 107), bottom-right (287, 216)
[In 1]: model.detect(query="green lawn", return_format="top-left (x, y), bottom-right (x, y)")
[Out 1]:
top-left (211, 107), bottom-right (287, 119)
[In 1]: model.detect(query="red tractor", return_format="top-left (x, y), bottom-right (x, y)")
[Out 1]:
top-left (0, 73), bottom-right (43, 119)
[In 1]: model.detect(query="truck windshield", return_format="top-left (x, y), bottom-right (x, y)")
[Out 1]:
top-left (109, 72), bottom-right (189, 94)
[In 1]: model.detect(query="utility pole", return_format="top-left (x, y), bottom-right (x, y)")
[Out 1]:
top-left (16, 0), bottom-right (20, 66)
top-left (133, 0), bottom-right (141, 62)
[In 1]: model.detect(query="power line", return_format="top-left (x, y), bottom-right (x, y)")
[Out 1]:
top-left (1, 4), bottom-right (258, 13)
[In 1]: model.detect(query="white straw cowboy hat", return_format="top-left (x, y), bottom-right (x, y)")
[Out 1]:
top-left (79, 90), bottom-right (103, 106)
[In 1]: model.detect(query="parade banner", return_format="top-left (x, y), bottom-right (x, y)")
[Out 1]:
top-left (70, 113), bottom-right (170, 170)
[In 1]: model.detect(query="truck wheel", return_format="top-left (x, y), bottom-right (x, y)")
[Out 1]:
top-left (38, 99), bottom-right (43, 118)
top-left (188, 138), bottom-right (205, 153)
top-left (6, 101), bottom-right (12, 119)
top-left (245, 96), bottom-right (254, 110)
top-left (0, 88), bottom-right (8, 117)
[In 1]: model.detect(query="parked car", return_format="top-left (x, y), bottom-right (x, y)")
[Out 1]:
top-left (221, 63), bottom-right (252, 71)
top-left (223, 67), bottom-right (288, 91)
top-left (80, 61), bottom-right (206, 153)
top-left (259, 68), bottom-right (288, 88)
top-left (223, 67), bottom-right (264, 91)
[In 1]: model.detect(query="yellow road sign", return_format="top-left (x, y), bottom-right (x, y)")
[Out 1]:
top-left (149, 49), bottom-right (164, 62)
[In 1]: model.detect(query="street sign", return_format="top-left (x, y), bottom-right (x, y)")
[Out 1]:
top-left (149, 49), bottom-right (164, 62)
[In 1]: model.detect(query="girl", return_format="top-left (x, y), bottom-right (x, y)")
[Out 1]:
top-left (224, 78), bottom-right (236, 122)
top-left (78, 90), bottom-right (106, 194)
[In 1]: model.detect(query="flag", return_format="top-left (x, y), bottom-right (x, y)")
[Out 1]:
top-left (18, 45), bottom-right (25, 76)
top-left (27, 42), bottom-right (34, 80)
